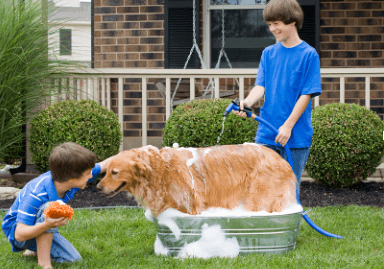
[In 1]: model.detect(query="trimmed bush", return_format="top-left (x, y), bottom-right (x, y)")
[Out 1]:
top-left (162, 98), bottom-right (258, 147)
top-left (306, 103), bottom-right (384, 188)
top-left (30, 100), bottom-right (122, 172)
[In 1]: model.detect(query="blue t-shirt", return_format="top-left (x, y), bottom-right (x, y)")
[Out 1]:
top-left (255, 41), bottom-right (322, 148)
top-left (2, 163), bottom-right (101, 252)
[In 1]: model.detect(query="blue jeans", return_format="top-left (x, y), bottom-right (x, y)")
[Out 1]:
top-left (13, 202), bottom-right (82, 263)
top-left (255, 142), bottom-right (310, 196)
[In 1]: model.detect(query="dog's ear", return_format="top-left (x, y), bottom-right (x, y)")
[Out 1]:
top-left (134, 160), bottom-right (151, 178)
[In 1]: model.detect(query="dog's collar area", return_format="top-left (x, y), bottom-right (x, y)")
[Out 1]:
top-left (108, 182), bottom-right (127, 196)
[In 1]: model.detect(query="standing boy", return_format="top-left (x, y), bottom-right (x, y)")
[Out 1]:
top-left (234, 0), bottom-right (321, 192)
top-left (2, 142), bottom-right (114, 269)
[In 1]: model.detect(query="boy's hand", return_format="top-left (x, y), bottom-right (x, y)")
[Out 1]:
top-left (44, 216), bottom-right (69, 229)
top-left (232, 100), bottom-right (249, 118)
top-left (275, 124), bottom-right (293, 147)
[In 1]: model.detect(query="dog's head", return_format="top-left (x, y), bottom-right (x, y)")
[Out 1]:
top-left (96, 146), bottom-right (159, 197)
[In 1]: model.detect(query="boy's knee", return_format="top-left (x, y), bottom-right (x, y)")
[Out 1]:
top-left (35, 202), bottom-right (50, 223)
top-left (35, 202), bottom-right (58, 233)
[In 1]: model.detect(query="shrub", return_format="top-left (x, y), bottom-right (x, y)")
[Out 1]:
top-left (30, 100), bottom-right (122, 172)
top-left (162, 98), bottom-right (258, 147)
top-left (306, 103), bottom-right (384, 188)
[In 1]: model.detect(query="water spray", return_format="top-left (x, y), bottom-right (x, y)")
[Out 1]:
top-left (217, 99), bottom-right (254, 144)
top-left (222, 98), bottom-right (344, 239)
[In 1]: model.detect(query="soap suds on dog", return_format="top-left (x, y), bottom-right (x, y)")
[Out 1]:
top-left (177, 147), bottom-right (208, 191)
top-left (176, 147), bottom-right (201, 189)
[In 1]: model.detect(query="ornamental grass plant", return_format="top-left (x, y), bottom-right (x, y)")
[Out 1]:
top-left (0, 0), bottom-right (85, 162)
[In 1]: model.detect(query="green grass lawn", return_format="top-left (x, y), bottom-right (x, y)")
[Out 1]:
top-left (1, 206), bottom-right (383, 269)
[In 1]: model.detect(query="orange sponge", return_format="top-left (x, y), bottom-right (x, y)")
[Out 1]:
top-left (44, 201), bottom-right (74, 220)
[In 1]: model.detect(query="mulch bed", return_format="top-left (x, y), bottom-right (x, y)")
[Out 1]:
top-left (1, 181), bottom-right (384, 210)
top-left (300, 181), bottom-right (384, 207)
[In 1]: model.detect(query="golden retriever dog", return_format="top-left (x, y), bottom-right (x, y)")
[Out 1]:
top-left (96, 144), bottom-right (297, 217)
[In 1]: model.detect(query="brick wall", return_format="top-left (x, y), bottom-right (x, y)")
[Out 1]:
top-left (319, 0), bottom-right (384, 119)
top-left (94, 0), bottom-right (384, 147)
top-left (94, 0), bottom-right (164, 69)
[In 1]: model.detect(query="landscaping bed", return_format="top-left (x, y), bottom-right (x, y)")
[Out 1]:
top-left (1, 180), bottom-right (384, 209)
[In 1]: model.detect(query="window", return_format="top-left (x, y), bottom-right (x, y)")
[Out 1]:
top-left (60, 29), bottom-right (72, 56)
top-left (210, 1), bottom-right (274, 68)
top-left (206, 0), bottom-right (319, 68)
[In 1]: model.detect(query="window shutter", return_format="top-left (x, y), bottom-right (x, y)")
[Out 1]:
top-left (165, 0), bottom-right (200, 69)
top-left (298, 0), bottom-right (320, 54)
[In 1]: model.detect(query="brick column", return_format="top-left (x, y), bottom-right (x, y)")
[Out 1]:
top-left (94, 0), bottom-right (165, 148)
top-left (320, 0), bottom-right (384, 120)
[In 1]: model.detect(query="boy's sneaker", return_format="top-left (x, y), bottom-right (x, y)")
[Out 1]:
top-left (23, 250), bottom-right (37, 257)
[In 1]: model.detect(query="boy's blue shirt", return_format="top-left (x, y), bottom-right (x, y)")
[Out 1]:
top-left (255, 41), bottom-right (322, 148)
top-left (2, 163), bottom-right (101, 252)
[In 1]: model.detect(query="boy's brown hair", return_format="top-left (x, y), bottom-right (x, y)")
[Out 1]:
top-left (49, 142), bottom-right (96, 182)
top-left (263, 0), bottom-right (304, 31)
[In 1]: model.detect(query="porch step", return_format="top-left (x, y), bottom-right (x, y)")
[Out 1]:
top-left (301, 170), bottom-right (384, 179)
top-left (12, 173), bottom-right (40, 183)
top-left (301, 177), bottom-right (384, 183)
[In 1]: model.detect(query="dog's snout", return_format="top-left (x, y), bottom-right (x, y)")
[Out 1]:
top-left (96, 183), bottom-right (102, 192)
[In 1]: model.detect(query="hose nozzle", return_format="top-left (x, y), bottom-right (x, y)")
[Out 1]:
top-left (223, 98), bottom-right (253, 118)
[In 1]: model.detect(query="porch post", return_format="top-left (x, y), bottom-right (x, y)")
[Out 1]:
top-left (365, 76), bottom-right (370, 110)
top-left (142, 78), bottom-right (147, 147)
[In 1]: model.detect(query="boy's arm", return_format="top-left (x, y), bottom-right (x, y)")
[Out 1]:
top-left (98, 155), bottom-right (115, 174)
top-left (15, 217), bottom-right (68, 242)
top-left (243, 85), bottom-right (265, 107)
top-left (275, 94), bottom-right (312, 147)
top-left (89, 155), bottom-right (116, 183)
top-left (233, 85), bottom-right (265, 118)
top-left (88, 156), bottom-right (116, 183)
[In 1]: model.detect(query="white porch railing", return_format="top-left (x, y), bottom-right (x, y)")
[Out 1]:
top-left (52, 68), bottom-right (384, 151)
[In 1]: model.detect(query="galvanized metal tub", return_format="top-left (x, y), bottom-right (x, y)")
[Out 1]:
top-left (153, 211), bottom-right (303, 256)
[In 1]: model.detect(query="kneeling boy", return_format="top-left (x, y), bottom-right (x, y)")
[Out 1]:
top-left (2, 142), bottom-right (113, 269)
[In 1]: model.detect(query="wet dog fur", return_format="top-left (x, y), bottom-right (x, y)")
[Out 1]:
top-left (97, 144), bottom-right (297, 217)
